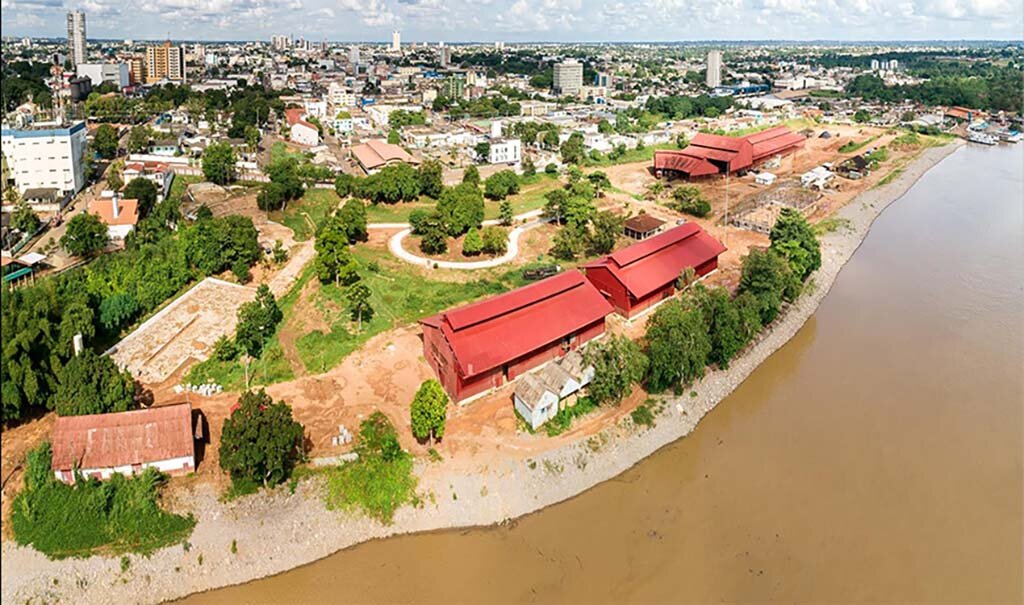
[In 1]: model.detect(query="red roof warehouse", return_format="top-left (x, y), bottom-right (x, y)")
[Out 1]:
top-left (421, 271), bottom-right (613, 402)
top-left (583, 223), bottom-right (727, 318)
top-left (654, 126), bottom-right (805, 179)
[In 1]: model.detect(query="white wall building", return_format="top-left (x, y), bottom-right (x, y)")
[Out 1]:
top-left (291, 121), bottom-right (320, 146)
top-left (328, 82), bottom-right (357, 107)
top-left (391, 30), bottom-right (401, 52)
top-left (553, 59), bottom-right (583, 96)
top-left (488, 139), bottom-right (522, 166)
top-left (77, 62), bottom-right (130, 89)
top-left (1, 121), bottom-right (88, 196)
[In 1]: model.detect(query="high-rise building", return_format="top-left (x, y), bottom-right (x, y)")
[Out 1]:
top-left (145, 41), bottom-right (186, 83)
top-left (553, 59), bottom-right (583, 96)
top-left (440, 46), bottom-right (452, 68)
top-left (391, 30), bottom-right (401, 52)
top-left (128, 56), bottom-right (146, 85)
top-left (348, 46), bottom-right (360, 66)
top-left (66, 11), bottom-right (87, 67)
top-left (77, 63), bottom-right (130, 89)
top-left (889, 59), bottom-right (899, 71)
top-left (870, 59), bottom-right (880, 71)
top-left (271, 34), bottom-right (291, 51)
top-left (706, 50), bottom-right (722, 89)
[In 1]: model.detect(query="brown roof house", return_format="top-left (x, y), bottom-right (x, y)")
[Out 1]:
top-left (624, 214), bottom-right (666, 240)
top-left (350, 139), bottom-right (420, 174)
top-left (88, 193), bottom-right (139, 242)
top-left (50, 402), bottom-right (197, 483)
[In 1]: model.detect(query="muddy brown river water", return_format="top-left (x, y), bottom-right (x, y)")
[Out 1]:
top-left (183, 144), bottom-right (1023, 604)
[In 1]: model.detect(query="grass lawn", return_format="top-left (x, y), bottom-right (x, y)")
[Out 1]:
top-left (273, 188), bottom-right (341, 241)
top-left (269, 141), bottom-right (307, 165)
top-left (839, 135), bottom-right (881, 154)
top-left (583, 143), bottom-right (675, 168)
top-left (362, 174), bottom-right (563, 224)
top-left (166, 173), bottom-right (202, 204)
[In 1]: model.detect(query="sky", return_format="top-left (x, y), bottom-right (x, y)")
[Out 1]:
top-left (2, 0), bottom-right (1022, 42)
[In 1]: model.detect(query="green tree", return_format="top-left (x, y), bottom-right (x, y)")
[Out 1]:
top-left (645, 299), bottom-right (711, 392)
top-left (483, 170), bottom-right (520, 200)
top-left (11, 198), bottom-right (40, 234)
top-left (202, 142), bottom-right (236, 185)
top-left (334, 172), bottom-right (356, 198)
top-left (358, 163), bottom-right (420, 204)
top-left (522, 156), bottom-right (536, 177)
top-left (462, 226), bottom-right (483, 256)
top-left (61, 212), bottom-right (108, 256)
top-left (738, 248), bottom-right (797, 326)
top-left (256, 182), bottom-right (287, 212)
top-left (123, 178), bottom-right (158, 216)
top-left (854, 109), bottom-right (872, 123)
top-left (670, 185), bottom-right (711, 217)
top-left (410, 380), bottom-right (449, 443)
top-left (417, 159), bottom-right (444, 199)
top-left (234, 285), bottom-right (282, 358)
top-left (481, 226), bottom-right (508, 255)
top-left (419, 218), bottom-right (448, 255)
top-left (769, 207), bottom-right (821, 281)
top-left (551, 224), bottom-right (587, 260)
top-left (337, 198), bottom-right (368, 243)
top-left (106, 167), bottom-right (123, 192)
top-left (126, 126), bottom-right (152, 154)
top-left (543, 129), bottom-right (560, 150)
top-left (587, 171), bottom-right (611, 196)
top-left (219, 389), bottom-right (304, 490)
top-left (98, 292), bottom-right (140, 333)
top-left (462, 164), bottom-right (480, 186)
top-left (387, 128), bottom-right (400, 145)
top-left (499, 200), bottom-right (514, 226)
top-left (244, 125), bottom-right (261, 152)
top-left (588, 210), bottom-right (623, 255)
top-left (436, 183), bottom-right (484, 236)
top-left (689, 285), bottom-right (745, 368)
top-left (314, 216), bottom-right (360, 286)
top-left (266, 156), bottom-right (304, 200)
top-left (560, 132), bottom-right (585, 165)
top-left (346, 282), bottom-right (373, 332)
top-left (584, 335), bottom-right (648, 405)
top-left (53, 350), bottom-right (136, 416)
top-left (93, 124), bottom-right (119, 159)
top-left (474, 142), bottom-right (491, 162)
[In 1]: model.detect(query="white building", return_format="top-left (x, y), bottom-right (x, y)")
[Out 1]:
top-left (291, 120), bottom-right (320, 146)
top-left (76, 62), bottom-right (130, 89)
top-left (67, 10), bottom-right (87, 67)
top-left (1, 121), bottom-right (88, 197)
top-left (513, 350), bottom-right (593, 430)
top-left (489, 139), bottom-right (522, 166)
top-left (706, 50), bottom-right (723, 89)
top-left (391, 30), bottom-right (401, 52)
top-left (89, 193), bottom-right (139, 241)
top-left (348, 46), bottom-right (361, 66)
top-left (553, 59), bottom-right (583, 96)
top-left (304, 100), bottom-right (328, 119)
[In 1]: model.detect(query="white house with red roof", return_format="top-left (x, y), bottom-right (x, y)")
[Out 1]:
top-left (285, 107), bottom-right (321, 147)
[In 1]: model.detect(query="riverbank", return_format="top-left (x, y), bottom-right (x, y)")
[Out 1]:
top-left (0, 141), bottom-right (964, 605)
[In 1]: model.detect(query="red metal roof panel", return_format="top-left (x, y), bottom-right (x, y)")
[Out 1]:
top-left (51, 403), bottom-right (194, 471)
top-left (430, 271), bottom-right (613, 378)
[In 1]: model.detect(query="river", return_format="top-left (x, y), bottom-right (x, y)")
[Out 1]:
top-left (183, 144), bottom-right (1023, 604)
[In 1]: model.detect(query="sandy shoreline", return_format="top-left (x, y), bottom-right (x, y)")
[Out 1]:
top-left (0, 141), bottom-right (964, 605)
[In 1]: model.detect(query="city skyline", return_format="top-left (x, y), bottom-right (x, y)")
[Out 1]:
top-left (2, 0), bottom-right (1022, 43)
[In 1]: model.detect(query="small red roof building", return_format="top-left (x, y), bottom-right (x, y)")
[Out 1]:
top-left (50, 402), bottom-right (196, 483)
top-left (583, 223), bottom-right (727, 318)
top-left (420, 270), bottom-right (613, 402)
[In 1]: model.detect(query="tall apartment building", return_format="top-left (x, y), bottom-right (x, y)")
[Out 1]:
top-left (553, 60), bottom-right (583, 96)
top-left (66, 11), bottom-right (87, 67)
top-left (706, 50), bottom-right (723, 89)
top-left (145, 41), bottom-right (186, 83)
top-left (348, 46), bottom-right (361, 66)
top-left (128, 56), bottom-right (146, 85)
top-left (1, 121), bottom-right (88, 197)
top-left (391, 31), bottom-right (401, 52)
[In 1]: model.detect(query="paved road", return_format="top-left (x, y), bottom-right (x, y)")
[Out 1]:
top-left (384, 209), bottom-right (548, 270)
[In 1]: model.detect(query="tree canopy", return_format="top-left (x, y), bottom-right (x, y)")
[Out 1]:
top-left (410, 379), bottom-right (449, 443)
top-left (53, 350), bottom-right (136, 417)
top-left (61, 213), bottom-right (109, 257)
top-left (219, 389), bottom-right (305, 490)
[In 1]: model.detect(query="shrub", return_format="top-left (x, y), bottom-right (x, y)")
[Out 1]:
top-left (462, 227), bottom-right (483, 256)
top-left (483, 170), bottom-right (520, 200)
top-left (11, 443), bottom-right (195, 558)
top-left (631, 405), bottom-right (655, 428)
top-left (670, 186), bottom-right (711, 217)
top-left (480, 226), bottom-right (508, 255)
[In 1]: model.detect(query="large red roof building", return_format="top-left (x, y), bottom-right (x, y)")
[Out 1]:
top-left (654, 126), bottom-right (805, 179)
top-left (583, 223), bottom-right (727, 318)
top-left (420, 271), bottom-right (613, 402)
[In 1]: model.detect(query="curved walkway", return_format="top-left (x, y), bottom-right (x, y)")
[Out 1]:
top-left (379, 209), bottom-right (549, 270)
